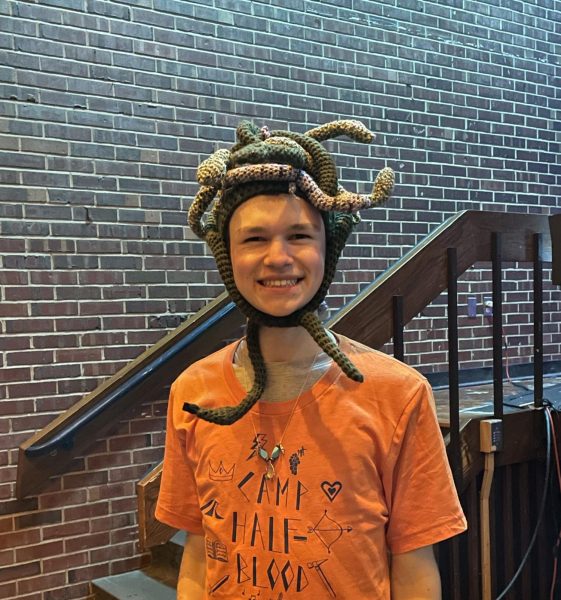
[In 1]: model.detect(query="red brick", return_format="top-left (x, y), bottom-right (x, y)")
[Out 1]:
top-left (44, 582), bottom-right (91, 600)
top-left (102, 316), bottom-right (146, 329)
top-left (0, 549), bottom-right (14, 567)
top-left (0, 270), bottom-right (28, 284)
top-left (64, 531), bottom-right (110, 554)
top-left (110, 525), bottom-right (138, 545)
top-left (0, 581), bottom-right (16, 599)
top-left (90, 513), bottom-right (132, 534)
top-left (0, 238), bottom-right (26, 252)
top-left (55, 348), bottom-right (103, 362)
top-left (38, 489), bottom-right (87, 511)
top-left (107, 464), bottom-right (148, 483)
top-left (11, 413), bottom-right (56, 433)
top-left (80, 332), bottom-right (125, 346)
top-left (0, 483), bottom-right (14, 502)
top-left (130, 417), bottom-right (166, 435)
top-left (15, 509), bottom-right (62, 529)
top-left (83, 362), bottom-right (126, 377)
top-left (15, 540), bottom-right (63, 562)
top-left (131, 447), bottom-right (162, 465)
top-left (128, 330), bottom-right (166, 344)
top-left (87, 482), bottom-right (134, 502)
top-left (42, 550), bottom-right (88, 573)
top-left (57, 377), bottom-right (98, 395)
top-left (17, 593), bottom-right (46, 600)
top-left (0, 337), bottom-right (30, 351)
top-left (109, 555), bottom-right (143, 576)
top-left (0, 560), bottom-right (40, 583)
top-left (104, 345), bottom-right (144, 360)
top-left (30, 271), bottom-right (78, 285)
top-left (5, 287), bottom-right (54, 301)
top-left (108, 434), bottom-right (149, 453)
top-left (42, 520), bottom-right (89, 540)
top-left (35, 363), bottom-right (81, 380)
top-left (87, 452), bottom-right (130, 471)
top-left (152, 431), bottom-right (166, 446)
top-left (30, 302), bottom-right (79, 317)
top-left (1, 367), bottom-right (32, 383)
top-left (89, 542), bottom-right (134, 564)
top-left (78, 271), bottom-right (124, 284)
top-left (0, 498), bottom-right (37, 518)
top-left (64, 501), bottom-right (109, 522)
top-left (17, 571), bottom-right (67, 595)
top-left (0, 431), bottom-right (33, 450)
top-left (111, 496), bottom-right (138, 514)
top-left (35, 395), bottom-right (81, 412)
top-left (0, 303), bottom-right (29, 317)
top-left (5, 380), bottom-right (57, 399)
top-left (56, 316), bottom-right (101, 332)
top-left (79, 301), bottom-right (124, 316)
top-left (67, 562), bottom-right (109, 583)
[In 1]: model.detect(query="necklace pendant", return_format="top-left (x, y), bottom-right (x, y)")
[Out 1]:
top-left (265, 460), bottom-right (276, 480)
top-left (258, 447), bottom-right (270, 461)
top-left (270, 444), bottom-right (283, 461)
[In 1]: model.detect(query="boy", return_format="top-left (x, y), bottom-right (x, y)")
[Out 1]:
top-left (156, 120), bottom-right (466, 599)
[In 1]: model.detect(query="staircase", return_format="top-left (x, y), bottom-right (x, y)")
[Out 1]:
top-left (14, 210), bottom-right (556, 600)
top-left (91, 531), bottom-right (184, 599)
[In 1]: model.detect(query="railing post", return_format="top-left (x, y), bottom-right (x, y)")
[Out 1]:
top-left (447, 247), bottom-right (461, 488)
top-left (533, 233), bottom-right (543, 407)
top-left (492, 232), bottom-right (503, 420)
top-left (392, 295), bottom-right (404, 362)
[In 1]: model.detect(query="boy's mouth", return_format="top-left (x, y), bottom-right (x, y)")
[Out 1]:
top-left (259, 278), bottom-right (301, 288)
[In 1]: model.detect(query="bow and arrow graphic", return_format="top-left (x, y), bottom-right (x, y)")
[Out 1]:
top-left (308, 510), bottom-right (352, 553)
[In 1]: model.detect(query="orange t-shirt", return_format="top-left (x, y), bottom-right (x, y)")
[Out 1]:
top-left (156, 335), bottom-right (467, 599)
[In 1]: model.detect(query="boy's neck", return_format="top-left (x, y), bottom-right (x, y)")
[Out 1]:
top-left (258, 324), bottom-right (320, 364)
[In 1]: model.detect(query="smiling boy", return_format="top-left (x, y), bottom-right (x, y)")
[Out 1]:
top-left (156, 120), bottom-right (467, 599)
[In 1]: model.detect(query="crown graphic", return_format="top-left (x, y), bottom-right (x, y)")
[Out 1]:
top-left (209, 461), bottom-right (235, 482)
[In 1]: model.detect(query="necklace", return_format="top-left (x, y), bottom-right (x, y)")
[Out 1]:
top-left (250, 350), bottom-right (321, 480)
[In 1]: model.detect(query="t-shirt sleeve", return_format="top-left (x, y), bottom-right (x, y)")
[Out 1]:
top-left (155, 378), bottom-right (204, 535)
top-left (384, 379), bottom-right (467, 554)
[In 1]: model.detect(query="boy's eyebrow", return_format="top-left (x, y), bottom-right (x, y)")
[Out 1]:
top-left (235, 222), bottom-right (321, 234)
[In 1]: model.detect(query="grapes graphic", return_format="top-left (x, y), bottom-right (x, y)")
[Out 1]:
top-left (289, 453), bottom-right (300, 475)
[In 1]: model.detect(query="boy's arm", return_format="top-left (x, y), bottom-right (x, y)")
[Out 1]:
top-left (177, 533), bottom-right (206, 600)
top-left (390, 545), bottom-right (441, 600)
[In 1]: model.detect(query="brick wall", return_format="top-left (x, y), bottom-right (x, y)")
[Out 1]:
top-left (1, 0), bottom-right (560, 597)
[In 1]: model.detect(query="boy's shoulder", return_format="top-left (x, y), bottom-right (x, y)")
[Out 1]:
top-left (338, 333), bottom-right (428, 387)
top-left (172, 339), bottom-right (238, 390)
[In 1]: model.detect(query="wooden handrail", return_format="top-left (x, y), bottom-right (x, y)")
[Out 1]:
top-left (17, 210), bottom-right (552, 500)
top-left (16, 292), bottom-right (245, 498)
top-left (330, 210), bottom-right (551, 345)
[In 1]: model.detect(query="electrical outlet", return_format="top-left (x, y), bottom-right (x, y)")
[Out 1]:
top-left (483, 296), bottom-right (493, 317)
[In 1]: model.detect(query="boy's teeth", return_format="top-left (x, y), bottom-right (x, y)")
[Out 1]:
top-left (262, 279), bottom-right (298, 287)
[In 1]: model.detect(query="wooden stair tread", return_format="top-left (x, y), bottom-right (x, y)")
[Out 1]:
top-left (92, 570), bottom-right (176, 600)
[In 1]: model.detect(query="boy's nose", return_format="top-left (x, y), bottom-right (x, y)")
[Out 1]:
top-left (263, 239), bottom-right (293, 267)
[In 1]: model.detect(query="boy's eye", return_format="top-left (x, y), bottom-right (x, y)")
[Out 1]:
top-left (290, 233), bottom-right (312, 240)
top-left (243, 236), bottom-right (265, 243)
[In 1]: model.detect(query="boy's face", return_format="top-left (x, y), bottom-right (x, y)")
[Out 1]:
top-left (229, 193), bottom-right (326, 318)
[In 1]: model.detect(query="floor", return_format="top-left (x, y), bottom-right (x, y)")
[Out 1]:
top-left (433, 374), bottom-right (561, 428)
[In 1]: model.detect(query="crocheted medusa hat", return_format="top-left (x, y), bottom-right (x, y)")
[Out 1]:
top-left (184, 120), bottom-right (394, 425)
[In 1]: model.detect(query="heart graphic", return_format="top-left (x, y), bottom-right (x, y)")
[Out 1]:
top-left (321, 480), bottom-right (342, 502)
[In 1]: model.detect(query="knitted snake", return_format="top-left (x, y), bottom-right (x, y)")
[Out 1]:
top-left (183, 119), bottom-right (394, 425)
